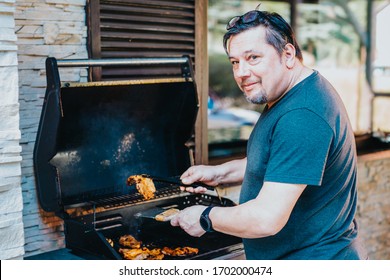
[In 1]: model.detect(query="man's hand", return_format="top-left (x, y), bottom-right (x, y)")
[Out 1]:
top-left (180, 159), bottom-right (247, 192)
top-left (179, 164), bottom-right (221, 193)
top-left (180, 165), bottom-right (221, 186)
top-left (170, 205), bottom-right (207, 237)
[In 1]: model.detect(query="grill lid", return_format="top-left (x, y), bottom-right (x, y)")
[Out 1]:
top-left (33, 57), bottom-right (199, 212)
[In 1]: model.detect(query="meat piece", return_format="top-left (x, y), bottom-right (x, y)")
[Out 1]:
top-left (161, 246), bottom-right (199, 257)
top-left (155, 208), bottom-right (180, 222)
top-left (146, 248), bottom-right (165, 260)
top-left (119, 234), bottom-right (142, 249)
top-left (127, 175), bottom-right (156, 200)
top-left (119, 248), bottom-right (149, 260)
top-left (119, 247), bottom-right (164, 260)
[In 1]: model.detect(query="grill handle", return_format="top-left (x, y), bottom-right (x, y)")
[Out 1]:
top-left (56, 57), bottom-right (189, 67)
top-left (56, 56), bottom-right (194, 79)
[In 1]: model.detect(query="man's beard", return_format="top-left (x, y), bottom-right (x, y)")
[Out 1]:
top-left (245, 90), bottom-right (267, 104)
top-left (240, 78), bottom-right (267, 104)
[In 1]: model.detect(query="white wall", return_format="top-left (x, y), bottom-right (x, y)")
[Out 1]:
top-left (0, 0), bottom-right (24, 260)
top-left (15, 0), bottom-right (88, 257)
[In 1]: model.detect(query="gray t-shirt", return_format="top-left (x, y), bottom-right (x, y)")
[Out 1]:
top-left (240, 71), bottom-right (366, 259)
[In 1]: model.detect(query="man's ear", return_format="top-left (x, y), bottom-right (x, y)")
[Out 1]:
top-left (284, 43), bottom-right (296, 69)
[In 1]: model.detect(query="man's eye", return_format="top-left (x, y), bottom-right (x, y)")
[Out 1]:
top-left (249, 55), bottom-right (258, 60)
top-left (231, 60), bottom-right (238, 65)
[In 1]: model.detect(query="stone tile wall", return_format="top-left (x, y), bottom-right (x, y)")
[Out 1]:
top-left (356, 150), bottom-right (390, 260)
top-left (15, 0), bottom-right (88, 258)
top-left (0, 0), bottom-right (24, 260)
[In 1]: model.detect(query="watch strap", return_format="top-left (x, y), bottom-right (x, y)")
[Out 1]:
top-left (200, 206), bottom-right (215, 232)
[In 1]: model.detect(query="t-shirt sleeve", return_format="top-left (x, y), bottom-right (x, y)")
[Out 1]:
top-left (264, 109), bottom-right (333, 186)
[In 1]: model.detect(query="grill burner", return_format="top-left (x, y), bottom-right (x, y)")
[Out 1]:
top-left (33, 57), bottom-right (243, 260)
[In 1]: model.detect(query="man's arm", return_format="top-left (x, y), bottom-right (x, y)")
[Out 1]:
top-left (211, 182), bottom-right (306, 238)
top-left (171, 181), bottom-right (306, 238)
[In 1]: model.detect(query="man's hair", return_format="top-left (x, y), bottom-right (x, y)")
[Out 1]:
top-left (223, 11), bottom-right (303, 62)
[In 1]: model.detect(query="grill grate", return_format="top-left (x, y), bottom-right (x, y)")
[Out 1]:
top-left (90, 186), bottom-right (182, 209)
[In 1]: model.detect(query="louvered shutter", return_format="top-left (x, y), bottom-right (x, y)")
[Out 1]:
top-left (88, 0), bottom-right (195, 81)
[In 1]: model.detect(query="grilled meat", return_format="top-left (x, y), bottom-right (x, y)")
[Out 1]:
top-left (162, 246), bottom-right (199, 257)
top-left (127, 175), bottom-right (156, 200)
top-left (116, 234), bottom-right (199, 259)
top-left (119, 234), bottom-right (142, 249)
top-left (119, 248), bottom-right (150, 260)
top-left (119, 247), bottom-right (164, 260)
top-left (146, 248), bottom-right (165, 260)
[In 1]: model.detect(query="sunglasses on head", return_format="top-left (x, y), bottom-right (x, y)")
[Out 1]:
top-left (226, 4), bottom-right (266, 30)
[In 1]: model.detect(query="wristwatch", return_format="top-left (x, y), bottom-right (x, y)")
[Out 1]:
top-left (199, 206), bottom-right (215, 232)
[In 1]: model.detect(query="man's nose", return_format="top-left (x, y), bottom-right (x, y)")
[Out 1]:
top-left (235, 62), bottom-right (250, 78)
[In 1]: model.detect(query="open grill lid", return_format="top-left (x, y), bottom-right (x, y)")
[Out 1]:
top-left (33, 57), bottom-right (199, 213)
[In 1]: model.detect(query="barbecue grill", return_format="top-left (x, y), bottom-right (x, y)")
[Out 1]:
top-left (33, 57), bottom-right (244, 260)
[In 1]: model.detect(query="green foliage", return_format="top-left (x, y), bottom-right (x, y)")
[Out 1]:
top-left (209, 53), bottom-right (241, 99)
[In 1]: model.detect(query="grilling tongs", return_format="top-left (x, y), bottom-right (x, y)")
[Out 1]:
top-left (140, 174), bottom-right (215, 191)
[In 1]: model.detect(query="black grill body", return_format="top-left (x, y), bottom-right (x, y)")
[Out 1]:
top-left (33, 57), bottom-right (243, 260)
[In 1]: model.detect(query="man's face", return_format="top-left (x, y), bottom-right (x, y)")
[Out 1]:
top-left (227, 26), bottom-right (290, 105)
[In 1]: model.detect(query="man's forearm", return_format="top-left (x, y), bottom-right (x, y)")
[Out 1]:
top-left (216, 157), bottom-right (247, 185)
top-left (209, 182), bottom-right (306, 238)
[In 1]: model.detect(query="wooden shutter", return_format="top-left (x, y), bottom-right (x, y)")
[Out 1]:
top-left (87, 0), bottom-right (195, 81)
top-left (87, 0), bottom-right (208, 164)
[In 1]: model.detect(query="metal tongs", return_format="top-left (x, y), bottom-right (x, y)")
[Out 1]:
top-left (140, 174), bottom-right (215, 191)
top-left (134, 174), bottom-right (223, 203)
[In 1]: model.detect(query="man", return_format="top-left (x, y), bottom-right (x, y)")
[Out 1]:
top-left (170, 7), bottom-right (367, 260)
